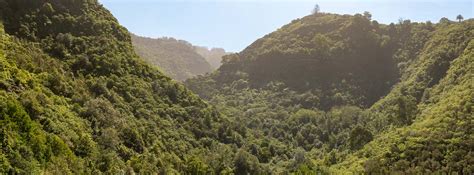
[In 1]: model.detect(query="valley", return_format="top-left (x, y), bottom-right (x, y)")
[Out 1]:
top-left (0, 0), bottom-right (472, 174)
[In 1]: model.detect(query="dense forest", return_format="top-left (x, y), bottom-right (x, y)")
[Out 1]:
top-left (0, 0), bottom-right (225, 173)
top-left (0, 0), bottom-right (472, 174)
top-left (186, 12), bottom-right (473, 173)
top-left (132, 34), bottom-right (213, 81)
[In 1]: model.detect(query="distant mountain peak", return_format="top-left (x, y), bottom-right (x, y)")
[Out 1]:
top-left (131, 34), bottom-right (213, 81)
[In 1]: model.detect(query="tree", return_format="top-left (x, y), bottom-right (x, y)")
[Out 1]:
top-left (456, 14), bottom-right (464, 22)
top-left (234, 150), bottom-right (261, 174)
top-left (312, 4), bottom-right (320, 14)
top-left (363, 11), bottom-right (372, 20)
top-left (439, 17), bottom-right (450, 24)
top-left (294, 149), bottom-right (305, 163)
top-left (348, 126), bottom-right (373, 150)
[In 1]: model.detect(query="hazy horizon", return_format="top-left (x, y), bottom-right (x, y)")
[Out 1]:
top-left (100, 0), bottom-right (473, 52)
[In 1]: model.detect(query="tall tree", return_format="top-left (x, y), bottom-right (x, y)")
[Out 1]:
top-left (456, 14), bottom-right (464, 22)
top-left (312, 4), bottom-right (320, 14)
top-left (363, 11), bottom-right (372, 20)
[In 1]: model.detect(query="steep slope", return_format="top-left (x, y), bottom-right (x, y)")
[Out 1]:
top-left (188, 13), bottom-right (437, 109)
top-left (186, 12), bottom-right (473, 173)
top-left (132, 34), bottom-right (212, 81)
top-left (1, 1), bottom-right (472, 173)
top-left (335, 19), bottom-right (474, 174)
top-left (194, 46), bottom-right (230, 70)
top-left (0, 0), bottom-right (223, 173)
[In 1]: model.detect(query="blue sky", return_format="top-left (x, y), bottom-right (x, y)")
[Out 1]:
top-left (99, 0), bottom-right (473, 52)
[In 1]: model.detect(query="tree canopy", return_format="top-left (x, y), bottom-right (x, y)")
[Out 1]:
top-left (1, 0), bottom-right (473, 174)
top-left (186, 13), bottom-right (474, 173)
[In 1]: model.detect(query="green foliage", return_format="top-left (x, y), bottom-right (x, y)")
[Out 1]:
top-left (0, 1), bottom-right (226, 174)
top-left (191, 13), bottom-right (429, 110)
top-left (0, 93), bottom-right (77, 174)
top-left (186, 12), bottom-right (474, 174)
top-left (357, 27), bottom-right (474, 174)
top-left (234, 149), bottom-right (264, 174)
top-left (348, 126), bottom-right (373, 150)
top-left (1, 1), bottom-right (472, 174)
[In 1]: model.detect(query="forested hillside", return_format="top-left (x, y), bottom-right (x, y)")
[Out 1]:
top-left (132, 34), bottom-right (212, 81)
top-left (1, 0), bottom-right (472, 174)
top-left (186, 13), bottom-right (473, 173)
top-left (190, 13), bottom-right (436, 109)
top-left (0, 0), bottom-right (226, 173)
top-left (339, 19), bottom-right (474, 173)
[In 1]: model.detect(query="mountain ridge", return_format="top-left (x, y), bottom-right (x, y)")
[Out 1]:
top-left (0, 1), bottom-right (472, 173)
top-left (186, 13), bottom-right (473, 173)
top-left (131, 34), bottom-right (213, 81)
top-left (0, 0), bottom-right (224, 173)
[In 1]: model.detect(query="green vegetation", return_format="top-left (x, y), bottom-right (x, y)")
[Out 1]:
top-left (0, 0), bottom-right (222, 173)
top-left (186, 13), bottom-right (473, 174)
top-left (0, 0), bottom-right (472, 174)
top-left (132, 34), bottom-right (213, 81)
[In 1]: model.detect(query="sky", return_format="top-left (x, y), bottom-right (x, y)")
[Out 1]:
top-left (99, 0), bottom-right (473, 52)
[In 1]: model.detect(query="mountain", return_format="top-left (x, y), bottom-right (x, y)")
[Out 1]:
top-left (190, 13), bottom-right (405, 110)
top-left (1, 0), bottom-right (472, 173)
top-left (194, 46), bottom-right (231, 70)
top-left (131, 34), bottom-right (212, 81)
top-left (338, 18), bottom-right (474, 173)
top-left (186, 12), bottom-right (473, 173)
top-left (0, 0), bottom-right (226, 173)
